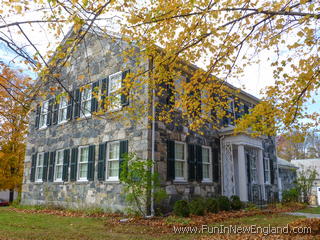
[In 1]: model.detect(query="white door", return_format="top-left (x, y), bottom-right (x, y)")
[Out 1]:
top-left (317, 187), bottom-right (320, 206)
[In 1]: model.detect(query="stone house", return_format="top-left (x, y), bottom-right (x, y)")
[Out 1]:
top-left (21, 28), bottom-right (278, 211)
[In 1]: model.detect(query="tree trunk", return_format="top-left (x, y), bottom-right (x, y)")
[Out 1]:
top-left (9, 189), bottom-right (14, 202)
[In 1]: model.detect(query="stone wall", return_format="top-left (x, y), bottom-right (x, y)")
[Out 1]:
top-left (21, 32), bottom-right (150, 211)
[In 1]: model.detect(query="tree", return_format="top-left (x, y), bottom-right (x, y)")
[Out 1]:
top-left (277, 129), bottom-right (320, 160)
top-left (295, 166), bottom-right (318, 204)
top-left (0, 0), bottom-right (319, 134)
top-left (0, 63), bottom-right (31, 201)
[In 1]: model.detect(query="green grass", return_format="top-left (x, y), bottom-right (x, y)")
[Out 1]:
top-left (296, 206), bottom-right (320, 214)
top-left (0, 207), bottom-right (306, 240)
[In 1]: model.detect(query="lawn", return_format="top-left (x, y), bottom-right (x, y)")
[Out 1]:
top-left (296, 206), bottom-right (320, 214)
top-left (0, 207), bottom-right (306, 240)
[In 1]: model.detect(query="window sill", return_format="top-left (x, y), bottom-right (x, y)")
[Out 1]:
top-left (202, 179), bottom-right (213, 184)
top-left (77, 179), bottom-right (88, 182)
top-left (38, 126), bottom-right (47, 131)
top-left (106, 178), bottom-right (120, 183)
top-left (35, 180), bottom-right (43, 184)
top-left (173, 179), bottom-right (188, 184)
top-left (54, 180), bottom-right (63, 183)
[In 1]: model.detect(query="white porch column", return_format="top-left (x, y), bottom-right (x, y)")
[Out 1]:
top-left (237, 145), bottom-right (248, 202)
top-left (257, 149), bottom-right (266, 200)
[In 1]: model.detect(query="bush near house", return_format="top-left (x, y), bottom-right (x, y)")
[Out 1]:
top-left (173, 200), bottom-right (190, 217)
top-left (282, 188), bottom-right (300, 203)
top-left (217, 196), bottom-right (231, 211)
top-left (189, 198), bottom-right (206, 216)
top-left (205, 198), bottom-right (219, 213)
top-left (230, 195), bottom-right (243, 210)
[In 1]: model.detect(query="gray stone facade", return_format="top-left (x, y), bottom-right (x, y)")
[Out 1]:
top-left (21, 29), bottom-right (277, 211)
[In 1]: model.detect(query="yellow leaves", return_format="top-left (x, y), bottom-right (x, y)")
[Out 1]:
top-left (78, 75), bottom-right (85, 81)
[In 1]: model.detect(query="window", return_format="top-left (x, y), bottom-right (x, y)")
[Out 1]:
top-left (202, 146), bottom-right (212, 181)
top-left (58, 96), bottom-right (68, 123)
top-left (174, 142), bottom-right (186, 180)
top-left (55, 150), bottom-right (64, 181)
top-left (36, 153), bottom-right (44, 182)
top-left (78, 146), bottom-right (89, 180)
top-left (264, 157), bottom-right (270, 184)
top-left (80, 85), bottom-right (92, 117)
top-left (39, 101), bottom-right (49, 128)
top-left (107, 141), bottom-right (120, 180)
top-left (108, 71), bottom-right (122, 110)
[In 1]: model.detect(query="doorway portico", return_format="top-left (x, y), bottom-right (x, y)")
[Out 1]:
top-left (220, 131), bottom-right (266, 202)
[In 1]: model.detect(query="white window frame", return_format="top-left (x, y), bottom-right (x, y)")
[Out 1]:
top-left (54, 149), bottom-right (64, 182)
top-left (80, 84), bottom-right (92, 118)
top-left (77, 146), bottom-right (89, 181)
top-left (202, 146), bottom-right (212, 182)
top-left (39, 100), bottom-right (49, 129)
top-left (174, 141), bottom-right (187, 181)
top-left (108, 71), bottom-right (122, 111)
top-left (36, 152), bottom-right (45, 182)
top-left (264, 157), bottom-right (271, 184)
top-left (106, 141), bottom-right (120, 181)
top-left (58, 95), bottom-right (68, 124)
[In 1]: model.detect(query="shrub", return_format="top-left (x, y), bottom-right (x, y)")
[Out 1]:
top-left (173, 200), bottom-right (190, 217)
top-left (230, 195), bottom-right (243, 210)
top-left (282, 188), bottom-right (299, 203)
top-left (206, 198), bottom-right (219, 213)
top-left (217, 196), bottom-right (231, 211)
top-left (189, 198), bottom-right (206, 216)
top-left (244, 202), bottom-right (258, 211)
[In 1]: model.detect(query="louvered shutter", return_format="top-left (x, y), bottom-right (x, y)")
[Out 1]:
top-left (212, 141), bottom-right (219, 182)
top-left (121, 70), bottom-right (130, 106)
top-left (195, 145), bottom-right (203, 181)
top-left (246, 152), bottom-right (251, 183)
top-left (91, 81), bottom-right (100, 112)
top-left (119, 140), bottom-right (128, 178)
top-left (87, 145), bottom-right (95, 181)
top-left (42, 152), bottom-right (50, 181)
top-left (73, 89), bottom-right (81, 118)
top-left (52, 101), bottom-right (59, 125)
top-left (70, 148), bottom-right (78, 181)
top-left (30, 154), bottom-right (37, 182)
top-left (167, 140), bottom-right (175, 180)
top-left (48, 151), bottom-right (56, 182)
top-left (187, 144), bottom-right (195, 181)
top-left (100, 78), bottom-right (108, 110)
top-left (35, 105), bottom-right (41, 129)
top-left (98, 143), bottom-right (107, 181)
top-left (46, 99), bottom-right (54, 126)
top-left (62, 149), bottom-right (70, 181)
top-left (66, 93), bottom-right (74, 120)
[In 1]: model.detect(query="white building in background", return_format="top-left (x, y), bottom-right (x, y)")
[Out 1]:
top-left (292, 159), bottom-right (320, 206)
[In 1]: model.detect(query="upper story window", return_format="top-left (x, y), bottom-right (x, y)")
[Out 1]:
top-left (39, 101), bottom-right (49, 129)
top-left (80, 85), bottom-right (92, 117)
top-left (36, 152), bottom-right (44, 182)
top-left (202, 146), bottom-right (212, 181)
top-left (174, 142), bottom-right (187, 181)
top-left (107, 141), bottom-right (120, 180)
top-left (55, 150), bottom-right (64, 181)
top-left (58, 96), bottom-right (68, 123)
top-left (108, 72), bottom-right (122, 111)
top-left (78, 146), bottom-right (89, 180)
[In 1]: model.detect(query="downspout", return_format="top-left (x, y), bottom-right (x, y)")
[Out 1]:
top-left (150, 56), bottom-right (155, 217)
top-left (220, 135), bottom-right (225, 196)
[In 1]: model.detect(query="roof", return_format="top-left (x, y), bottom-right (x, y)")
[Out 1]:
top-left (277, 157), bottom-right (298, 169)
